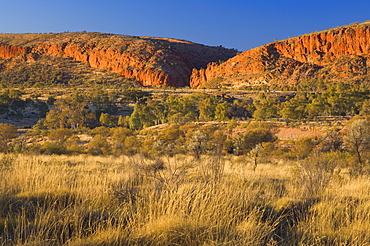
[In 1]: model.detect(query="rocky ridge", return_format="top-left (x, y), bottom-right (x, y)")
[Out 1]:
top-left (1, 22), bottom-right (370, 89)
top-left (0, 32), bottom-right (237, 87)
top-left (190, 21), bottom-right (370, 88)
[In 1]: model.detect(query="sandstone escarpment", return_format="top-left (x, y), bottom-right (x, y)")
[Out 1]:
top-left (190, 21), bottom-right (370, 88)
top-left (0, 44), bottom-right (29, 59)
top-left (0, 32), bottom-right (237, 87)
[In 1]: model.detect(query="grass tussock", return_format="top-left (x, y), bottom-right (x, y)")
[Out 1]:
top-left (0, 153), bottom-right (369, 245)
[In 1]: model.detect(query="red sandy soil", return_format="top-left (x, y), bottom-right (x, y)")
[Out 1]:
top-left (274, 126), bottom-right (323, 141)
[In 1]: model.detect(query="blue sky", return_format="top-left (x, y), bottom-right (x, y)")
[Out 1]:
top-left (0, 0), bottom-right (369, 51)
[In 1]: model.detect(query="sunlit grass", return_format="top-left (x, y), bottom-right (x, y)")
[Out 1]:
top-left (0, 153), bottom-right (369, 245)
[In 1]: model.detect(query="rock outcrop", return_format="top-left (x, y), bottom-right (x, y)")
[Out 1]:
top-left (190, 21), bottom-right (370, 88)
top-left (2, 22), bottom-right (369, 89)
top-left (0, 32), bottom-right (237, 87)
top-left (0, 44), bottom-right (29, 59)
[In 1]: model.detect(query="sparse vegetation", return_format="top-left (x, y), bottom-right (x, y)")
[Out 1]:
top-left (0, 55), bottom-right (138, 88)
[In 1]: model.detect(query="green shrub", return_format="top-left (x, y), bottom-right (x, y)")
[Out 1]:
top-left (40, 142), bottom-right (68, 155)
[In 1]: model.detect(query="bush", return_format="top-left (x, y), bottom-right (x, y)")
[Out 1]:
top-left (0, 123), bottom-right (18, 142)
top-left (0, 123), bottom-right (18, 152)
top-left (40, 142), bottom-right (68, 155)
top-left (87, 134), bottom-right (110, 155)
top-left (233, 128), bottom-right (277, 155)
top-left (48, 128), bottom-right (74, 143)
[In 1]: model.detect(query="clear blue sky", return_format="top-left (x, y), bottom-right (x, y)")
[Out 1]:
top-left (0, 0), bottom-right (369, 51)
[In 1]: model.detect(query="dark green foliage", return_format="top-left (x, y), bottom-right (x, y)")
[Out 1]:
top-left (121, 82), bottom-right (370, 131)
top-left (85, 87), bottom-right (119, 114)
top-left (42, 97), bottom-right (97, 129)
top-left (0, 123), bottom-right (18, 152)
top-left (128, 104), bottom-right (154, 130)
top-left (253, 93), bottom-right (279, 120)
top-left (278, 82), bottom-right (370, 122)
top-left (121, 89), bottom-right (152, 104)
top-left (99, 113), bottom-right (119, 127)
top-left (199, 97), bottom-right (217, 121)
top-left (127, 93), bottom-right (232, 130)
top-left (164, 95), bottom-right (198, 124)
top-left (230, 99), bottom-right (254, 119)
top-left (127, 94), bottom-right (199, 130)
top-left (232, 128), bottom-right (277, 155)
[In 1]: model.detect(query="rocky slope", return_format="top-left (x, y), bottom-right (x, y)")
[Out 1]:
top-left (0, 32), bottom-right (237, 87)
top-left (190, 21), bottom-right (370, 88)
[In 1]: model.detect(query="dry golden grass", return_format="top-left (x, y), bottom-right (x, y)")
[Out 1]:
top-left (0, 153), bottom-right (369, 245)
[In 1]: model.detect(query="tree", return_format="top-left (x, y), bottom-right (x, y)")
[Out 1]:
top-left (43, 99), bottom-right (97, 129)
top-left (44, 109), bottom-right (63, 128)
top-left (360, 99), bottom-right (370, 116)
top-left (0, 123), bottom-right (18, 151)
top-left (155, 125), bottom-right (185, 155)
top-left (199, 98), bottom-right (216, 121)
top-left (48, 128), bottom-right (74, 143)
top-left (294, 137), bottom-right (317, 159)
top-left (111, 127), bottom-right (134, 155)
top-left (0, 123), bottom-right (18, 143)
top-left (186, 130), bottom-right (208, 159)
top-left (319, 128), bottom-right (342, 152)
top-left (85, 87), bottom-right (118, 114)
top-left (121, 89), bottom-right (152, 104)
top-left (164, 95), bottom-right (198, 124)
top-left (207, 129), bottom-right (227, 154)
top-left (253, 93), bottom-right (278, 120)
top-left (233, 128), bottom-right (277, 155)
top-left (230, 99), bottom-right (254, 119)
top-left (280, 107), bottom-right (297, 124)
top-left (215, 101), bottom-right (229, 121)
top-left (123, 136), bottom-right (142, 156)
top-left (87, 134), bottom-right (110, 155)
top-left (99, 113), bottom-right (118, 127)
top-left (244, 128), bottom-right (276, 149)
top-left (128, 104), bottom-right (144, 130)
top-left (344, 118), bottom-right (370, 165)
top-left (117, 115), bottom-right (129, 127)
top-left (305, 99), bottom-right (325, 120)
top-left (283, 93), bottom-right (309, 120)
top-left (147, 100), bottom-right (167, 125)
top-left (248, 144), bottom-right (262, 171)
top-left (128, 103), bottom-right (156, 130)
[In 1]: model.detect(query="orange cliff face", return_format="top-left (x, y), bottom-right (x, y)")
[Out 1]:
top-left (0, 33), bottom-right (237, 87)
top-left (0, 44), bottom-right (28, 59)
top-left (190, 22), bottom-right (370, 88)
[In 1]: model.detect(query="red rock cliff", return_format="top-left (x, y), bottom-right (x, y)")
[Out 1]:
top-left (0, 32), bottom-right (237, 87)
top-left (190, 21), bottom-right (370, 88)
top-left (0, 44), bottom-right (28, 59)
